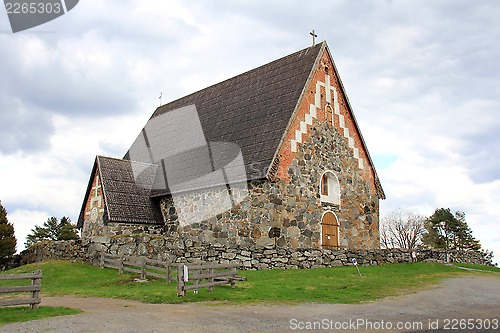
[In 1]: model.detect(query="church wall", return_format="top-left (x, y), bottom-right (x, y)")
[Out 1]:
top-left (92, 222), bottom-right (164, 239)
top-left (289, 120), bottom-right (380, 249)
top-left (158, 118), bottom-right (379, 250)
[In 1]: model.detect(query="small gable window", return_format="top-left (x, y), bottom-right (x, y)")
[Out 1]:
top-left (320, 171), bottom-right (340, 205)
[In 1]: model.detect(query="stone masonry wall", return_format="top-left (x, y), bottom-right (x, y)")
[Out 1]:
top-left (158, 119), bottom-right (380, 250)
top-left (15, 240), bottom-right (493, 269)
top-left (18, 240), bottom-right (89, 266)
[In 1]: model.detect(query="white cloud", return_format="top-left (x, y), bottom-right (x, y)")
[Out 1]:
top-left (9, 209), bottom-right (50, 252)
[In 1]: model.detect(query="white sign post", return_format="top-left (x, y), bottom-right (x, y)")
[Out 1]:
top-left (352, 258), bottom-right (362, 278)
top-left (183, 265), bottom-right (189, 282)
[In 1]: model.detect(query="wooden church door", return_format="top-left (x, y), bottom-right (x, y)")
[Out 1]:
top-left (322, 212), bottom-right (339, 249)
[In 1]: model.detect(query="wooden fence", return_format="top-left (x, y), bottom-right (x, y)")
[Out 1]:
top-left (177, 263), bottom-right (247, 296)
top-left (97, 253), bottom-right (246, 297)
top-left (0, 270), bottom-right (42, 309)
top-left (99, 253), bottom-right (176, 283)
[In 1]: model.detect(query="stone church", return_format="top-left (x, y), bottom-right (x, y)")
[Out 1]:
top-left (77, 41), bottom-right (385, 252)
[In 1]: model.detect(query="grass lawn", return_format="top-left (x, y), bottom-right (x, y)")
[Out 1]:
top-left (1, 260), bottom-right (496, 326)
top-left (1, 260), bottom-right (492, 306)
top-left (0, 306), bottom-right (81, 326)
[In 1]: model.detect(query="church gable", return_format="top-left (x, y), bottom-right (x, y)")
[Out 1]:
top-left (77, 156), bottom-right (162, 236)
top-left (272, 42), bottom-right (385, 200)
top-left (78, 164), bottom-right (105, 237)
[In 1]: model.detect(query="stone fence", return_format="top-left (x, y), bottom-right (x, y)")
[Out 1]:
top-left (18, 240), bottom-right (89, 266)
top-left (12, 237), bottom-right (493, 269)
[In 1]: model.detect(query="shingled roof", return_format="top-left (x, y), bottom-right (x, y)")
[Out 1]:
top-left (77, 156), bottom-right (162, 228)
top-left (124, 43), bottom-right (324, 196)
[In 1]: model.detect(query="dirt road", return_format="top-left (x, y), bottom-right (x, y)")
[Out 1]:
top-left (2, 275), bottom-right (499, 332)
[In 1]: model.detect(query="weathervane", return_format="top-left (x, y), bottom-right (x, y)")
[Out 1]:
top-left (159, 92), bottom-right (162, 107)
top-left (310, 30), bottom-right (318, 47)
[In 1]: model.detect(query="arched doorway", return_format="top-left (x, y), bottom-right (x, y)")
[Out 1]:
top-left (321, 211), bottom-right (340, 249)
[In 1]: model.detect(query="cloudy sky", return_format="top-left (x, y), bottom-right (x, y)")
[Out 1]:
top-left (1, 0), bottom-right (499, 264)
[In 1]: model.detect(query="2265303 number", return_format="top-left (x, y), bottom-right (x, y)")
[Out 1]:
top-left (443, 318), bottom-right (499, 330)
top-left (5, 2), bottom-right (62, 14)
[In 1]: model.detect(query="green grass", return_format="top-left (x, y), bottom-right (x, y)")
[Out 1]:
top-left (0, 306), bottom-right (81, 326)
top-left (1, 260), bottom-right (490, 306)
top-left (453, 263), bottom-right (500, 273)
top-left (1, 260), bottom-right (495, 327)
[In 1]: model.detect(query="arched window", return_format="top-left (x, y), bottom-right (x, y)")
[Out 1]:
top-left (320, 171), bottom-right (340, 205)
top-left (325, 104), bottom-right (334, 126)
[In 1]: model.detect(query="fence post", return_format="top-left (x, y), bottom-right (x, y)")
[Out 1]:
top-left (100, 252), bottom-right (104, 268)
top-left (177, 265), bottom-right (185, 296)
top-left (193, 268), bottom-right (199, 294)
top-left (166, 261), bottom-right (170, 284)
top-left (230, 266), bottom-right (237, 288)
top-left (31, 270), bottom-right (41, 309)
top-left (208, 268), bottom-right (214, 292)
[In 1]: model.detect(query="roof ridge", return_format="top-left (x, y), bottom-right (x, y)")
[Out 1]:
top-left (97, 155), bottom-right (157, 167)
top-left (267, 42), bottom-right (327, 179)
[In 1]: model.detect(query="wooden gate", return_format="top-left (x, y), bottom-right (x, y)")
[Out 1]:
top-left (322, 212), bottom-right (339, 249)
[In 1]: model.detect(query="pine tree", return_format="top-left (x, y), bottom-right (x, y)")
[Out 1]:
top-left (58, 216), bottom-right (79, 241)
top-left (422, 208), bottom-right (482, 251)
top-left (454, 211), bottom-right (481, 251)
top-left (25, 216), bottom-right (79, 247)
top-left (0, 200), bottom-right (17, 267)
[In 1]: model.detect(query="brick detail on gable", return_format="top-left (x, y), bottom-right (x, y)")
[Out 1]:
top-left (275, 48), bottom-right (381, 199)
top-left (82, 169), bottom-right (106, 238)
top-left (291, 75), bottom-right (364, 170)
top-left (290, 91), bottom-right (317, 153)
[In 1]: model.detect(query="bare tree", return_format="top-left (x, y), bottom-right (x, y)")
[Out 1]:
top-left (380, 209), bottom-right (425, 250)
top-left (380, 223), bottom-right (395, 249)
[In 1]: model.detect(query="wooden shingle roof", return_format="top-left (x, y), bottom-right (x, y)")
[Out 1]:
top-left (124, 43), bottom-right (324, 195)
top-left (77, 156), bottom-right (162, 228)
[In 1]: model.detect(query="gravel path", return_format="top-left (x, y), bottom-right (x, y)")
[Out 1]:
top-left (2, 275), bottom-right (499, 332)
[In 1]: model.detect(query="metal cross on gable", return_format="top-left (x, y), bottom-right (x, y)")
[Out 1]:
top-left (310, 30), bottom-right (318, 46)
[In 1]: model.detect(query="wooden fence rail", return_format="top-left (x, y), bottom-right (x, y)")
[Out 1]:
top-left (0, 270), bottom-right (42, 309)
top-left (177, 263), bottom-right (247, 296)
top-left (97, 253), bottom-right (246, 296)
top-left (98, 253), bottom-right (176, 283)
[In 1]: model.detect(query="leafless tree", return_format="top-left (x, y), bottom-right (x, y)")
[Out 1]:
top-left (380, 209), bottom-right (425, 250)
